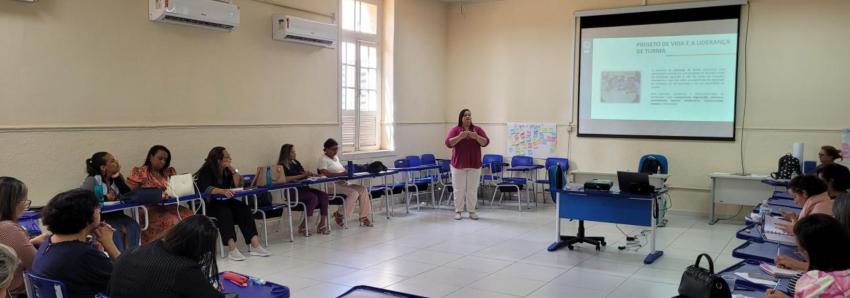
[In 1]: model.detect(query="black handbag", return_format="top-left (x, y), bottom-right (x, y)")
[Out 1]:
top-left (119, 188), bottom-right (163, 205)
top-left (678, 253), bottom-right (731, 298)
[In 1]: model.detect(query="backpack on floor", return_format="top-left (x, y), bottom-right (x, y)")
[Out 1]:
top-left (770, 154), bottom-right (801, 180)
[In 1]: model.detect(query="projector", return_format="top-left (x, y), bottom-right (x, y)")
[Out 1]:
top-left (584, 179), bottom-right (614, 191)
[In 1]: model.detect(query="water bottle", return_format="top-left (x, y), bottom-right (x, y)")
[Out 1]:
top-left (265, 165), bottom-right (273, 188)
top-left (93, 184), bottom-right (105, 207)
top-left (759, 200), bottom-right (770, 223)
top-left (347, 161), bottom-right (354, 178)
top-left (249, 277), bottom-right (266, 285)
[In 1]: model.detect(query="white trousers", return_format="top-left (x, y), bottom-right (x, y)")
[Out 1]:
top-left (450, 166), bottom-right (481, 213)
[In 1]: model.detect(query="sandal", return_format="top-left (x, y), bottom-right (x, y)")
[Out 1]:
top-left (316, 225), bottom-right (331, 235)
top-left (360, 217), bottom-right (373, 227)
top-left (333, 212), bottom-right (345, 227)
top-left (298, 226), bottom-right (311, 237)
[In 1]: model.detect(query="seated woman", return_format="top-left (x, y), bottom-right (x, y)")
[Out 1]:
top-left (81, 152), bottom-right (141, 252)
top-left (816, 163), bottom-right (850, 199)
top-left (776, 194), bottom-right (850, 291)
top-left (106, 215), bottom-right (225, 298)
top-left (766, 214), bottom-right (850, 298)
top-left (318, 139), bottom-right (373, 227)
top-left (776, 175), bottom-right (833, 235)
top-left (278, 144), bottom-right (330, 236)
top-left (0, 243), bottom-right (20, 298)
top-left (819, 145), bottom-right (843, 166)
top-left (195, 147), bottom-right (270, 261)
top-left (32, 189), bottom-right (120, 298)
top-left (127, 145), bottom-right (194, 244)
top-left (0, 177), bottom-right (51, 298)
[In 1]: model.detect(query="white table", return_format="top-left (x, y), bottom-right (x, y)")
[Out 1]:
top-left (709, 173), bottom-right (779, 224)
top-left (569, 170), bottom-right (669, 187)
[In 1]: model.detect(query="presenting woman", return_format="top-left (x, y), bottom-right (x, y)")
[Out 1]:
top-left (445, 109), bottom-right (489, 220)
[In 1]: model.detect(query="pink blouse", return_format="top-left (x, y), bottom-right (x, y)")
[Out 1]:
top-left (799, 192), bottom-right (834, 219)
top-left (445, 126), bottom-right (489, 169)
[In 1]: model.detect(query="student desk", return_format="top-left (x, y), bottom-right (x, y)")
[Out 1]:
top-left (548, 185), bottom-right (665, 264)
top-left (569, 170), bottom-right (669, 187)
top-left (19, 210), bottom-right (42, 236)
top-left (219, 272), bottom-right (290, 298)
top-left (709, 173), bottom-right (780, 224)
top-left (732, 240), bottom-right (803, 264)
top-left (389, 165), bottom-right (440, 210)
top-left (720, 260), bottom-right (792, 294)
top-left (507, 164), bottom-right (545, 204)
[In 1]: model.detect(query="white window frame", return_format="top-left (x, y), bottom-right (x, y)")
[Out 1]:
top-left (340, 0), bottom-right (383, 153)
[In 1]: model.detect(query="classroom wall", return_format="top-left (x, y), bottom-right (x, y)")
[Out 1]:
top-left (446, 0), bottom-right (850, 216)
top-left (0, 0), bottom-right (448, 204)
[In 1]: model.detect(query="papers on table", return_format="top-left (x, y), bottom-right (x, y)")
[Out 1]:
top-left (765, 216), bottom-right (791, 235)
top-left (760, 263), bottom-right (803, 278)
top-left (104, 201), bottom-right (120, 206)
top-left (735, 272), bottom-right (778, 286)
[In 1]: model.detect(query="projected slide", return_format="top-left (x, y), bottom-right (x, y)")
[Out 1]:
top-left (577, 6), bottom-right (741, 140)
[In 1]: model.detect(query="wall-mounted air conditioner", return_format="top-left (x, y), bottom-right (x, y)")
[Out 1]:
top-left (149, 0), bottom-right (240, 32)
top-left (272, 15), bottom-right (339, 48)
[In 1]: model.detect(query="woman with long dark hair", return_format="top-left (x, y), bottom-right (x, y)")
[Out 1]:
top-left (0, 177), bottom-right (50, 297)
top-left (81, 152), bottom-right (141, 252)
top-left (127, 145), bottom-right (194, 244)
top-left (816, 163), bottom-right (850, 199)
top-left (195, 147), bottom-right (270, 261)
top-left (445, 109), bottom-right (489, 220)
top-left (106, 215), bottom-right (225, 298)
top-left (766, 214), bottom-right (850, 298)
top-left (278, 144), bottom-right (330, 236)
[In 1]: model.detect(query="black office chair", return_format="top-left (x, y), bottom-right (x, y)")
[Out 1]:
top-left (548, 174), bottom-right (606, 251)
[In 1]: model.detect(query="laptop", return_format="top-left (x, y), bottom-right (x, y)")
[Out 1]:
top-left (617, 171), bottom-right (652, 194)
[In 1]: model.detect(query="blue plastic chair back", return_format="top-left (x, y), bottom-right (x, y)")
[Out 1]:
top-left (544, 158), bottom-right (569, 172)
top-left (511, 156), bottom-right (533, 167)
top-left (482, 154), bottom-right (503, 168)
top-left (394, 159), bottom-right (410, 169)
top-left (26, 271), bottom-right (68, 298)
top-left (438, 160), bottom-right (451, 174)
top-left (804, 161), bottom-right (817, 174)
top-left (638, 154), bottom-right (669, 174)
top-left (406, 156), bottom-right (422, 167)
top-left (421, 154), bottom-right (437, 165)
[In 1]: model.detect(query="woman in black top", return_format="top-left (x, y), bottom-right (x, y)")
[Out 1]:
top-left (106, 215), bottom-right (225, 298)
top-left (195, 147), bottom-right (270, 261)
top-left (278, 144), bottom-right (330, 236)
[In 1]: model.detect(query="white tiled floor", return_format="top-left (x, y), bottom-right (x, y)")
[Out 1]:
top-left (217, 197), bottom-right (746, 298)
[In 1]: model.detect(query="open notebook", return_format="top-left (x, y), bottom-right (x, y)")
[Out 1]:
top-left (763, 216), bottom-right (795, 245)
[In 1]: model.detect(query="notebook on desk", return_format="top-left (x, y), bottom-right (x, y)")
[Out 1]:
top-left (763, 216), bottom-right (795, 245)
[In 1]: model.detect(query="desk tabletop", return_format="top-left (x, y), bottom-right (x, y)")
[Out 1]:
top-left (389, 165), bottom-right (439, 171)
top-left (709, 173), bottom-right (773, 180)
top-left (761, 179), bottom-right (789, 187)
top-left (570, 170), bottom-right (670, 179)
top-left (549, 184), bottom-right (664, 199)
top-left (507, 165), bottom-right (544, 171)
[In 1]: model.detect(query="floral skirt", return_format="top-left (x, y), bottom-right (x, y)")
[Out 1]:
top-left (140, 204), bottom-right (195, 244)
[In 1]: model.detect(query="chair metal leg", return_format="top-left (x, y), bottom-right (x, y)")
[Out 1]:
top-left (286, 207), bottom-right (294, 242)
top-left (490, 190), bottom-right (498, 209)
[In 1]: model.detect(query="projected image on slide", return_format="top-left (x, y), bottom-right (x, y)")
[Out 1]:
top-left (601, 71), bottom-right (641, 103)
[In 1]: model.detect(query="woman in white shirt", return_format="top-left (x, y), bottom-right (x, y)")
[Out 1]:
top-left (318, 139), bottom-right (373, 227)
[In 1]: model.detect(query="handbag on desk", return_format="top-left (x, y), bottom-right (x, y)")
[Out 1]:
top-left (120, 188), bottom-right (163, 205)
top-left (678, 253), bottom-right (731, 298)
top-left (166, 173), bottom-right (196, 198)
top-left (250, 165), bottom-right (287, 187)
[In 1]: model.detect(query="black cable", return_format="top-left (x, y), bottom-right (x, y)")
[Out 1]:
top-left (740, 4), bottom-right (751, 173)
top-left (716, 205), bottom-right (745, 222)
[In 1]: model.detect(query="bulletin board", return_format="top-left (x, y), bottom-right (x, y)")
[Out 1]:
top-left (507, 123), bottom-right (557, 159)
top-left (842, 128), bottom-right (850, 160)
